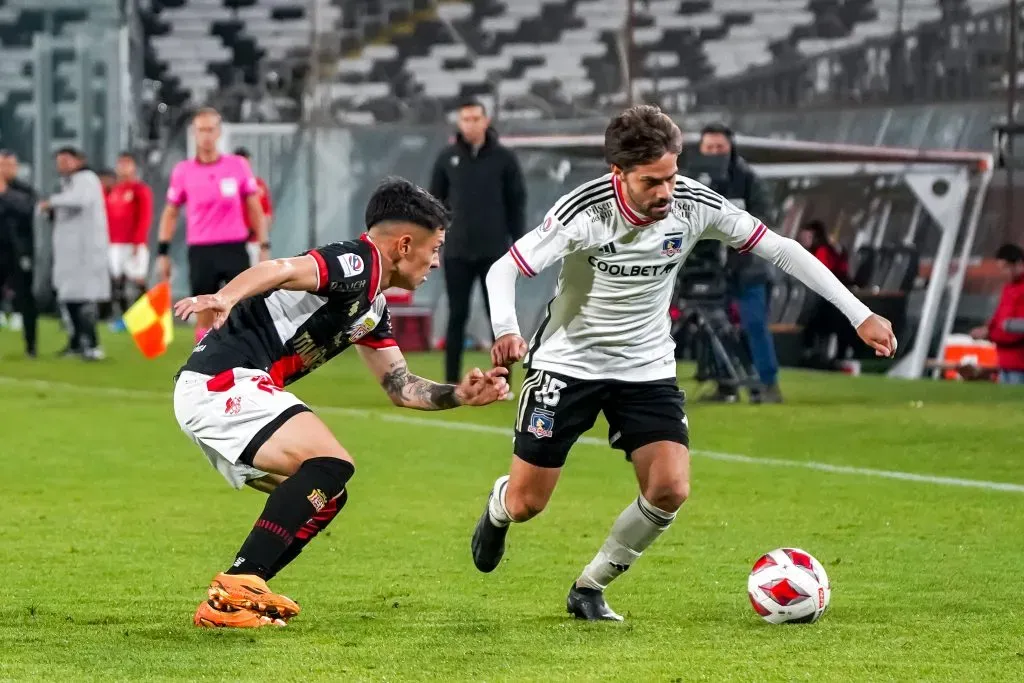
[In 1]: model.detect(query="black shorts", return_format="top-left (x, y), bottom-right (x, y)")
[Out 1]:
top-left (513, 368), bottom-right (689, 469)
top-left (187, 243), bottom-right (250, 296)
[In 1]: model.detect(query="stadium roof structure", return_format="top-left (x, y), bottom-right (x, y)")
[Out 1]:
top-left (503, 133), bottom-right (995, 381)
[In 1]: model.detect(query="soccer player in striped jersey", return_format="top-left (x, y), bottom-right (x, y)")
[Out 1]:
top-left (172, 178), bottom-right (509, 628)
top-left (471, 105), bottom-right (897, 621)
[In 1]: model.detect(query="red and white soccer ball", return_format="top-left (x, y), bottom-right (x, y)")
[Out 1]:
top-left (747, 548), bottom-right (831, 624)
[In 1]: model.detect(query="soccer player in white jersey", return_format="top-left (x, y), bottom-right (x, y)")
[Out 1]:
top-left (470, 105), bottom-right (897, 621)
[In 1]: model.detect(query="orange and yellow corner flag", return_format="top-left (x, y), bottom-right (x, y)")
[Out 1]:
top-left (123, 281), bottom-right (174, 359)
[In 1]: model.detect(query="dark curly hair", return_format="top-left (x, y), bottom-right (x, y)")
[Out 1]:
top-left (604, 105), bottom-right (683, 172)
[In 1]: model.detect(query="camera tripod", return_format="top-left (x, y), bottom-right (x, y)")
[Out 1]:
top-left (675, 302), bottom-right (760, 397)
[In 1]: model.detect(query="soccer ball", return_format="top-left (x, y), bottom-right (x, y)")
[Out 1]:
top-left (747, 547), bottom-right (831, 624)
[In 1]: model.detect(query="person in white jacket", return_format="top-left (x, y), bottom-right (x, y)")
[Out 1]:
top-left (40, 147), bottom-right (110, 360)
top-left (469, 105), bottom-right (897, 621)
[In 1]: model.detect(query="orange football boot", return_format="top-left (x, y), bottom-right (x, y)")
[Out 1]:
top-left (207, 572), bottom-right (301, 619)
top-left (193, 600), bottom-right (286, 628)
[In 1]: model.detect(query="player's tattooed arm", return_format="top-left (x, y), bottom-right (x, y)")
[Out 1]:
top-left (379, 358), bottom-right (461, 410)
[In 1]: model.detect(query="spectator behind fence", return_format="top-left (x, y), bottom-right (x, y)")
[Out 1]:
top-left (694, 123), bottom-right (782, 403)
top-left (233, 147), bottom-right (273, 266)
top-left (0, 150), bottom-right (39, 357)
top-left (970, 243), bottom-right (1024, 385)
top-left (798, 219), bottom-right (857, 368)
top-left (430, 98), bottom-right (527, 384)
top-left (39, 147), bottom-right (110, 361)
top-left (106, 152), bottom-right (154, 329)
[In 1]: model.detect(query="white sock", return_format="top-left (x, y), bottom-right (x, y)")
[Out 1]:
top-left (486, 475), bottom-right (513, 527)
top-left (577, 495), bottom-right (676, 591)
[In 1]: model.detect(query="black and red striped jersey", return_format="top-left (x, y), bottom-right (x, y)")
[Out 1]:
top-left (179, 234), bottom-right (397, 386)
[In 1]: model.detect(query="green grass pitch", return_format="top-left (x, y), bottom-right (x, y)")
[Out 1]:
top-left (1, 322), bottom-right (1023, 681)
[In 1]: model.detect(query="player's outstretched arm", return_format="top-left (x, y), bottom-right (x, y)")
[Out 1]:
top-left (358, 346), bottom-right (510, 410)
top-left (173, 255), bottom-right (320, 328)
top-left (486, 254), bottom-right (528, 367)
top-left (748, 229), bottom-right (897, 357)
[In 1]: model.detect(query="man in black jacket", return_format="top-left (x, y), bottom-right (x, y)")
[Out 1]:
top-left (0, 150), bottom-right (39, 357)
top-left (430, 99), bottom-right (527, 383)
top-left (692, 125), bottom-right (781, 403)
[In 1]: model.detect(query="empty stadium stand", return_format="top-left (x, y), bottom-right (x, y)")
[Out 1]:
top-left (2, 0), bottom-right (1014, 135)
top-left (0, 0), bottom-right (120, 168)
top-left (318, 0), bottom-right (1011, 122)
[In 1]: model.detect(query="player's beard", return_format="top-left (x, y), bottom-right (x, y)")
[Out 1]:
top-left (625, 184), bottom-right (670, 221)
top-left (647, 200), bottom-right (671, 219)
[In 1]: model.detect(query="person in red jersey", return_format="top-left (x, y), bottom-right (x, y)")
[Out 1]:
top-left (798, 219), bottom-right (855, 368)
top-left (172, 177), bottom-right (509, 628)
top-left (106, 152), bottom-right (153, 325)
top-left (234, 147), bottom-right (273, 266)
top-left (971, 243), bottom-right (1024, 384)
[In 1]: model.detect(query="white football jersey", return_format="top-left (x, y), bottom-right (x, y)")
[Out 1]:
top-left (509, 172), bottom-right (768, 382)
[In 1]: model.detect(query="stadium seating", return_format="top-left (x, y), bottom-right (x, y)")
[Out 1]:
top-left (0, 0), bottom-right (120, 165)
top-left (326, 0), bottom-right (1012, 122)
top-left (4, 0), bottom-right (1011, 132)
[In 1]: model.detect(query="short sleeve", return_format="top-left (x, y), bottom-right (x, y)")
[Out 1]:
top-left (356, 305), bottom-right (398, 349)
top-left (166, 162), bottom-right (186, 205)
top-left (507, 210), bottom-right (589, 278)
top-left (306, 241), bottom-right (370, 295)
top-left (700, 197), bottom-right (769, 255)
top-left (258, 178), bottom-right (273, 217)
top-left (237, 157), bottom-right (260, 196)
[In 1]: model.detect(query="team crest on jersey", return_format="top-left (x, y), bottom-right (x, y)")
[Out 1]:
top-left (541, 216), bottom-right (554, 232)
top-left (661, 236), bottom-right (684, 257)
top-left (348, 316), bottom-right (377, 342)
top-left (224, 396), bottom-right (242, 416)
top-left (527, 408), bottom-right (555, 439)
top-left (338, 253), bottom-right (365, 277)
top-left (307, 488), bottom-right (328, 512)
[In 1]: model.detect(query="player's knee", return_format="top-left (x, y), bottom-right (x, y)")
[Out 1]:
top-left (643, 479), bottom-right (689, 513)
top-left (504, 488), bottom-right (548, 521)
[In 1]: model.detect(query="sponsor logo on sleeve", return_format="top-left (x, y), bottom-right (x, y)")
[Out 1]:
top-left (338, 253), bottom-right (365, 278)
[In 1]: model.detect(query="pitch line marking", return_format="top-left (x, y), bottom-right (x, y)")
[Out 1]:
top-left (3, 375), bottom-right (1023, 494)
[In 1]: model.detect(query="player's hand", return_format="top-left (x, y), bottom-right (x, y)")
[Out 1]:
top-left (37, 200), bottom-right (50, 213)
top-left (856, 314), bottom-right (897, 357)
top-left (174, 293), bottom-right (234, 329)
top-left (157, 255), bottom-right (172, 282)
top-left (969, 325), bottom-right (988, 341)
top-left (492, 333), bottom-right (528, 368)
top-left (454, 367), bottom-right (510, 406)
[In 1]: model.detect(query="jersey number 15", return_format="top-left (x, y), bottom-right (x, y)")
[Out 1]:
top-left (534, 375), bottom-right (567, 407)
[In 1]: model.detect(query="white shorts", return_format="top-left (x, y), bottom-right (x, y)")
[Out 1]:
top-left (173, 368), bottom-right (310, 489)
top-left (246, 242), bottom-right (261, 267)
top-left (109, 244), bottom-right (149, 281)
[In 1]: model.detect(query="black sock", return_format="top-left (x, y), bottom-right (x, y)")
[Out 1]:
top-left (267, 489), bottom-right (348, 580)
top-left (226, 457), bottom-right (354, 579)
